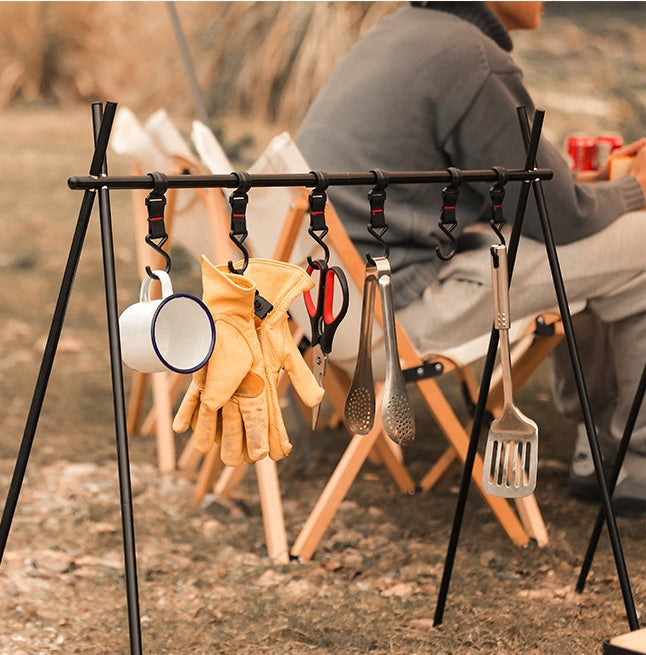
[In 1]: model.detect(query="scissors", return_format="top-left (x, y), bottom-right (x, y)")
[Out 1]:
top-left (304, 257), bottom-right (350, 429)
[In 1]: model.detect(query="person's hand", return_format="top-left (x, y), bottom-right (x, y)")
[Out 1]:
top-left (627, 142), bottom-right (646, 206)
top-left (576, 137), bottom-right (646, 183)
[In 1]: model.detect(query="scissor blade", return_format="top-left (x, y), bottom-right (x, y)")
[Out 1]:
top-left (311, 345), bottom-right (326, 429)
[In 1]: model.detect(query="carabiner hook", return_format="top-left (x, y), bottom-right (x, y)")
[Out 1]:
top-left (144, 171), bottom-right (171, 280)
top-left (489, 166), bottom-right (508, 246)
top-left (435, 167), bottom-right (462, 261)
top-left (366, 168), bottom-right (389, 259)
top-left (307, 170), bottom-right (331, 265)
top-left (227, 171), bottom-right (251, 275)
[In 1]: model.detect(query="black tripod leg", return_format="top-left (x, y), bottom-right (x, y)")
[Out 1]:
top-left (0, 102), bottom-right (115, 562)
top-left (433, 111), bottom-right (545, 627)
top-left (576, 362), bottom-right (646, 592)
top-left (518, 108), bottom-right (639, 631)
top-left (92, 102), bottom-right (143, 655)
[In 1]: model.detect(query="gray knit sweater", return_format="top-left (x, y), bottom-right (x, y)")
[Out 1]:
top-left (295, 2), bottom-right (644, 309)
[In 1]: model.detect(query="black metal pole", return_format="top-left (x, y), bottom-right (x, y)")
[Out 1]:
top-left (517, 109), bottom-right (639, 631)
top-left (577, 360), bottom-right (646, 593)
top-left (0, 103), bottom-right (114, 562)
top-left (68, 168), bottom-right (553, 192)
top-left (166, 1), bottom-right (211, 127)
top-left (433, 110), bottom-right (546, 626)
top-left (92, 102), bottom-right (143, 655)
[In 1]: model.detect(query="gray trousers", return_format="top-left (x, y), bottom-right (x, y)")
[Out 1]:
top-left (398, 210), bottom-right (646, 457)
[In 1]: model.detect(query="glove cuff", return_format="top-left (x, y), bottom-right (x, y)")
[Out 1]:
top-left (244, 258), bottom-right (314, 315)
top-left (201, 255), bottom-right (257, 321)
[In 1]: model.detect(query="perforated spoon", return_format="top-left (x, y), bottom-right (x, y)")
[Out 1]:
top-left (344, 259), bottom-right (378, 434)
top-left (482, 244), bottom-right (538, 497)
top-left (374, 256), bottom-right (415, 445)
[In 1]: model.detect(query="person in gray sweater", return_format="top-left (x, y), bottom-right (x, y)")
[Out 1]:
top-left (296, 1), bottom-right (646, 515)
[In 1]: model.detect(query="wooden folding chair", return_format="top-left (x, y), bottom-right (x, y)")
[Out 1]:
top-left (233, 132), bottom-right (564, 561)
top-left (111, 108), bottom-right (232, 473)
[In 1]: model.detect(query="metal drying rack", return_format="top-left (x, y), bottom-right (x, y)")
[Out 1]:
top-left (0, 101), bottom-right (640, 653)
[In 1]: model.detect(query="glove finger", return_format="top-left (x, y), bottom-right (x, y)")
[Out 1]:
top-left (266, 389), bottom-right (293, 461)
top-left (279, 321), bottom-right (325, 407)
top-left (238, 395), bottom-right (269, 463)
top-left (220, 400), bottom-right (244, 467)
top-left (193, 402), bottom-right (220, 454)
top-left (172, 370), bottom-right (206, 433)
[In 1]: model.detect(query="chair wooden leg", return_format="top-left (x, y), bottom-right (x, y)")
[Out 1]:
top-left (418, 446), bottom-right (460, 491)
top-left (414, 376), bottom-right (531, 547)
top-left (214, 463), bottom-right (249, 499)
top-left (291, 385), bottom-right (387, 561)
top-left (193, 443), bottom-right (221, 504)
top-left (151, 372), bottom-right (176, 472)
top-left (372, 432), bottom-right (416, 493)
top-left (140, 372), bottom-right (186, 436)
top-left (177, 434), bottom-right (203, 472)
top-left (126, 371), bottom-right (148, 435)
top-left (255, 457), bottom-right (289, 563)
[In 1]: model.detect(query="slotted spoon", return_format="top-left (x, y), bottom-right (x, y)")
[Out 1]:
top-left (344, 258), bottom-right (378, 434)
top-left (482, 244), bottom-right (538, 498)
top-left (374, 256), bottom-right (416, 446)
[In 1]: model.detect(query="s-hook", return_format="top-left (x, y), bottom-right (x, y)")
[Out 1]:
top-left (489, 166), bottom-right (508, 245)
top-left (307, 170), bottom-right (331, 265)
top-left (435, 167), bottom-right (462, 261)
top-left (144, 171), bottom-right (171, 280)
top-left (227, 171), bottom-right (251, 275)
top-left (367, 168), bottom-right (389, 260)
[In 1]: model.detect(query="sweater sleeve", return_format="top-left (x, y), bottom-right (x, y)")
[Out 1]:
top-left (443, 50), bottom-right (645, 245)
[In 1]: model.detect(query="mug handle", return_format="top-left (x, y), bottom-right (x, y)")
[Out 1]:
top-left (139, 270), bottom-right (173, 302)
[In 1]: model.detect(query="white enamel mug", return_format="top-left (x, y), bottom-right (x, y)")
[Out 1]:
top-left (119, 270), bottom-right (215, 374)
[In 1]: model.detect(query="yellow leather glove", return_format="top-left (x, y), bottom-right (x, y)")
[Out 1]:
top-left (245, 258), bottom-right (325, 461)
top-left (172, 256), bottom-right (268, 466)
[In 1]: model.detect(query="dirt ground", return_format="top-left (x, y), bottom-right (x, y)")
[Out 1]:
top-left (0, 9), bottom-right (645, 652)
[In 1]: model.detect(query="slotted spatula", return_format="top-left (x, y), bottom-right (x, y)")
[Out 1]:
top-left (482, 244), bottom-right (538, 498)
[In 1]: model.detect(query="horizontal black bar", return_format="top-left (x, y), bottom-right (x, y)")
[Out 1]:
top-left (68, 168), bottom-right (552, 191)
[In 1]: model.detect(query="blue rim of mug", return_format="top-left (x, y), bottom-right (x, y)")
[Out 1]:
top-left (150, 293), bottom-right (215, 374)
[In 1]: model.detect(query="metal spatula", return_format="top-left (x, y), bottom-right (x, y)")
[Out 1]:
top-left (482, 244), bottom-right (538, 498)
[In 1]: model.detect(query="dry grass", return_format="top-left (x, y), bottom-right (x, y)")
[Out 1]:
top-left (0, 1), bottom-right (399, 130)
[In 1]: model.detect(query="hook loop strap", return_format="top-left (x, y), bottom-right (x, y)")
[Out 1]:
top-left (229, 171), bottom-right (250, 237)
top-left (489, 166), bottom-right (508, 244)
top-left (227, 171), bottom-right (251, 275)
top-left (368, 168), bottom-right (388, 232)
top-left (307, 171), bottom-right (330, 264)
top-left (435, 167), bottom-right (462, 261)
top-left (439, 167), bottom-right (462, 226)
top-left (145, 171), bottom-right (169, 240)
top-left (366, 169), bottom-right (390, 259)
top-left (308, 170), bottom-right (329, 233)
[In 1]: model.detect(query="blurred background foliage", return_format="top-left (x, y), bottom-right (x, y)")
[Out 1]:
top-left (0, 2), bottom-right (643, 154)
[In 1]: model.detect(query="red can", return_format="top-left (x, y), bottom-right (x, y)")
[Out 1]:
top-left (567, 135), bottom-right (596, 172)
top-left (595, 134), bottom-right (624, 168)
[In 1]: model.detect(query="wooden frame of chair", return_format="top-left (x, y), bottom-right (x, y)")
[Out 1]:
top-left (289, 200), bottom-right (553, 561)
top-left (190, 191), bottom-right (416, 560)
top-left (125, 154), bottom-right (232, 473)
top-left (196, 185), bottom-right (553, 562)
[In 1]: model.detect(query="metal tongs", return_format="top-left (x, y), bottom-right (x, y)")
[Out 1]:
top-left (345, 255), bottom-right (415, 445)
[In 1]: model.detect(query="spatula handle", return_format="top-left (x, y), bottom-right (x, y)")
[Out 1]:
top-left (491, 244), bottom-right (510, 331)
